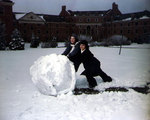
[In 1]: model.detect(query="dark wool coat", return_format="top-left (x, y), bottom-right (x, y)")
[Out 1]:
top-left (62, 42), bottom-right (81, 71)
top-left (80, 49), bottom-right (101, 76)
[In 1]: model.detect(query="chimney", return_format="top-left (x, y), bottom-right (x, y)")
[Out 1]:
top-left (62, 6), bottom-right (66, 11)
top-left (112, 2), bottom-right (118, 10)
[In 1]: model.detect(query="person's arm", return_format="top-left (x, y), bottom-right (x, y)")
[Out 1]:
top-left (62, 45), bottom-right (71, 56)
top-left (68, 43), bottom-right (80, 58)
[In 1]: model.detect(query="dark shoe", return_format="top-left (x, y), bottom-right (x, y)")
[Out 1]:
top-left (103, 76), bottom-right (112, 82)
top-left (89, 84), bottom-right (97, 88)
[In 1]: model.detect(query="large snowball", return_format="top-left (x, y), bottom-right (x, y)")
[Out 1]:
top-left (30, 54), bottom-right (76, 96)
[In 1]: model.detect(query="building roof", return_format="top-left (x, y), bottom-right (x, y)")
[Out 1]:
top-left (14, 13), bottom-right (26, 20)
top-left (14, 12), bottom-right (67, 23)
top-left (1, 0), bottom-right (12, 2)
top-left (68, 10), bottom-right (110, 16)
top-left (15, 12), bottom-right (45, 24)
top-left (122, 10), bottom-right (150, 19)
top-left (0, 0), bottom-right (14, 5)
top-left (43, 15), bottom-right (66, 22)
top-left (113, 10), bottom-right (150, 22)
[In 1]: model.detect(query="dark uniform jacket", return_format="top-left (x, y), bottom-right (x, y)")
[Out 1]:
top-left (80, 49), bottom-right (101, 76)
top-left (62, 42), bottom-right (81, 71)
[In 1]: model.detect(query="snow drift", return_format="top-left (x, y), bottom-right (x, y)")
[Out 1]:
top-left (30, 54), bottom-right (76, 96)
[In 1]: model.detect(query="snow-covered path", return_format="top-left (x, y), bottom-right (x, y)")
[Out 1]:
top-left (0, 44), bottom-right (150, 120)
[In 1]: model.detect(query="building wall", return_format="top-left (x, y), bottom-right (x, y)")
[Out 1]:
top-left (18, 22), bottom-right (45, 42)
top-left (104, 18), bottom-right (150, 42)
top-left (0, 0), bottom-right (14, 44)
top-left (15, 3), bottom-right (150, 43)
top-left (18, 21), bottom-right (76, 42)
top-left (45, 22), bottom-right (73, 42)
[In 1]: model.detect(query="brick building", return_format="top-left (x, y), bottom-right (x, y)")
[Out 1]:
top-left (0, 0), bottom-right (14, 44)
top-left (1, 1), bottom-right (150, 43)
top-left (16, 12), bottom-right (45, 42)
top-left (68, 2), bottom-right (150, 43)
top-left (103, 9), bottom-right (150, 43)
top-left (15, 6), bottom-right (77, 42)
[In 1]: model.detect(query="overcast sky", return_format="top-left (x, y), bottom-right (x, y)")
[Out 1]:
top-left (12, 0), bottom-right (150, 15)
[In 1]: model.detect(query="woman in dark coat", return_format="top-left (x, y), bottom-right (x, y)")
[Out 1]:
top-left (80, 40), bottom-right (112, 88)
top-left (62, 34), bottom-right (81, 72)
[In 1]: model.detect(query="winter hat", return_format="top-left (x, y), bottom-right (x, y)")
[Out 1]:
top-left (80, 40), bottom-right (89, 49)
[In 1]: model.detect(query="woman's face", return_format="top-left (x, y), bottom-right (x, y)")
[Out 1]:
top-left (80, 44), bottom-right (86, 51)
top-left (70, 36), bottom-right (76, 44)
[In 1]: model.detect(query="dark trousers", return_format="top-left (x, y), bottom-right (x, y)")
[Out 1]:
top-left (99, 68), bottom-right (111, 82)
top-left (86, 75), bottom-right (97, 88)
top-left (86, 68), bottom-right (112, 88)
top-left (74, 62), bottom-right (81, 72)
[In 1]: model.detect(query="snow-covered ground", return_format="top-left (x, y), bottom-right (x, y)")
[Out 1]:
top-left (0, 43), bottom-right (150, 120)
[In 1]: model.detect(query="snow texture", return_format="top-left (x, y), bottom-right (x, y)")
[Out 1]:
top-left (140, 16), bottom-right (150, 20)
top-left (0, 43), bottom-right (150, 120)
top-left (30, 54), bottom-right (76, 96)
top-left (122, 17), bottom-right (132, 21)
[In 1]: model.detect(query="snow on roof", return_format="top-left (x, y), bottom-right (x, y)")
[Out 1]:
top-left (122, 17), bottom-right (132, 21)
top-left (140, 16), bottom-right (150, 20)
top-left (39, 16), bottom-right (45, 21)
top-left (15, 14), bottom-right (26, 20)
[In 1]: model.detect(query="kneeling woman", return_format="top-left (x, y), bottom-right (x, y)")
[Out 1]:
top-left (79, 40), bottom-right (112, 88)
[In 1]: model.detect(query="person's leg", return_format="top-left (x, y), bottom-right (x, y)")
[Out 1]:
top-left (86, 74), bottom-right (97, 88)
top-left (74, 63), bottom-right (80, 72)
top-left (99, 68), bottom-right (112, 82)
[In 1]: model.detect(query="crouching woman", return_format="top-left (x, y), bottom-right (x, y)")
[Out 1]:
top-left (79, 40), bottom-right (112, 88)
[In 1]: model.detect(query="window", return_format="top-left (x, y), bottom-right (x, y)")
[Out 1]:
top-left (31, 26), bottom-right (33, 30)
top-left (135, 29), bottom-right (138, 33)
top-left (37, 24), bottom-right (41, 26)
top-left (144, 29), bottom-right (147, 33)
top-left (120, 30), bottom-right (123, 34)
top-left (95, 18), bottom-right (98, 22)
top-left (79, 19), bottom-right (82, 22)
top-left (135, 22), bottom-right (138, 26)
top-left (37, 30), bottom-right (40, 34)
top-left (144, 22), bottom-right (147, 25)
top-left (0, 7), bottom-right (4, 15)
top-left (114, 24), bottom-right (116, 27)
top-left (80, 31), bottom-right (82, 34)
top-left (87, 18), bottom-right (90, 22)
top-left (24, 30), bottom-right (26, 34)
